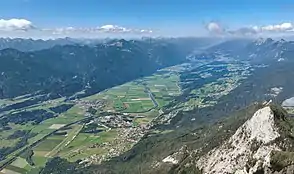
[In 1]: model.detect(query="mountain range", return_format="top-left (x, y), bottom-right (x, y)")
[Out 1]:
top-left (0, 38), bottom-right (210, 100)
top-left (2, 37), bottom-right (294, 174)
top-left (1, 37), bottom-right (291, 100)
top-left (197, 38), bottom-right (294, 63)
top-left (0, 38), bottom-right (79, 51)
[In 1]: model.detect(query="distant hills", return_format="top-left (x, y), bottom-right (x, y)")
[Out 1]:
top-left (0, 37), bottom-right (218, 52)
top-left (0, 37), bottom-right (78, 51)
top-left (195, 38), bottom-right (294, 63)
top-left (0, 38), bottom-right (202, 99)
top-left (2, 37), bottom-right (294, 100)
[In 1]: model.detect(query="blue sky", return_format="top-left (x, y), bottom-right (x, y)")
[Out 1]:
top-left (0, 0), bottom-right (294, 38)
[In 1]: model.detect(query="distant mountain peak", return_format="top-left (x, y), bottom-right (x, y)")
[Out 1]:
top-left (254, 37), bottom-right (274, 46)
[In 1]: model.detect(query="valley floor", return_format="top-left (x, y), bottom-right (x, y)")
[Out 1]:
top-left (0, 60), bottom-right (252, 174)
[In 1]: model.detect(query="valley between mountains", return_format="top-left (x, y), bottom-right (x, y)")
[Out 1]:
top-left (1, 38), bottom-right (294, 174)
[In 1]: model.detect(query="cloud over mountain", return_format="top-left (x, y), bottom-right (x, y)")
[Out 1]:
top-left (259, 22), bottom-right (294, 32)
top-left (0, 19), bottom-right (35, 31)
top-left (206, 22), bottom-right (224, 35)
top-left (0, 18), bottom-right (153, 38)
top-left (206, 22), bottom-right (294, 36)
top-left (50, 25), bottom-right (153, 35)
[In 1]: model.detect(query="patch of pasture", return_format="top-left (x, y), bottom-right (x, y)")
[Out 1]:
top-left (0, 139), bottom-right (19, 149)
top-left (130, 98), bottom-right (151, 101)
top-left (48, 124), bottom-right (66, 129)
top-left (33, 138), bottom-right (63, 152)
top-left (31, 156), bottom-right (48, 167)
top-left (2, 164), bottom-right (29, 174)
top-left (33, 150), bottom-right (49, 157)
top-left (124, 102), bottom-right (144, 112)
top-left (45, 124), bottom-right (83, 157)
top-left (5, 165), bottom-right (27, 174)
top-left (1, 169), bottom-right (20, 174)
top-left (59, 129), bottom-right (118, 161)
top-left (10, 157), bottom-right (28, 168)
top-left (27, 133), bottom-right (47, 144)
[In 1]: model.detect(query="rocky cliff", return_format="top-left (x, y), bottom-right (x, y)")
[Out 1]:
top-left (195, 105), bottom-right (294, 174)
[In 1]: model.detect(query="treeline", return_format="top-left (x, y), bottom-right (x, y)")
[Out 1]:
top-left (0, 132), bottom-right (36, 161)
top-left (40, 157), bottom-right (81, 174)
top-left (20, 149), bottom-right (35, 166)
top-left (7, 130), bottom-right (29, 140)
top-left (49, 104), bottom-right (74, 114)
top-left (81, 123), bottom-right (103, 134)
top-left (0, 94), bottom-right (59, 113)
top-left (0, 109), bottom-right (55, 127)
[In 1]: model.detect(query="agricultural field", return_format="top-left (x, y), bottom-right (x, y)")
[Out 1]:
top-left (0, 67), bottom-right (183, 173)
top-left (0, 158), bottom-right (29, 174)
top-left (58, 129), bottom-right (118, 162)
top-left (142, 72), bottom-right (181, 107)
top-left (118, 86), bottom-right (152, 112)
top-left (33, 136), bottom-right (64, 156)
top-left (83, 71), bottom-right (181, 114)
top-left (0, 100), bottom-right (87, 173)
top-left (86, 82), bottom-right (154, 113)
top-left (7, 124), bottom-right (85, 173)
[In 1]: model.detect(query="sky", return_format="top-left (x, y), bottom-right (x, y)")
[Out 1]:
top-left (0, 0), bottom-right (294, 38)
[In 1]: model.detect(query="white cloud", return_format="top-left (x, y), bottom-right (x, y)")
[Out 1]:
top-left (260, 23), bottom-right (294, 32)
top-left (51, 27), bottom-right (76, 35)
top-left (140, 29), bottom-right (152, 33)
top-left (206, 22), bottom-right (224, 34)
top-left (99, 25), bottom-right (131, 33)
top-left (0, 19), bottom-right (34, 31)
top-left (49, 25), bottom-right (153, 35)
top-left (0, 18), bottom-right (153, 38)
top-left (206, 22), bottom-right (294, 37)
top-left (100, 25), bottom-right (115, 30)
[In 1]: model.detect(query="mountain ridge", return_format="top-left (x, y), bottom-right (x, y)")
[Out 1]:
top-left (0, 39), bottom-right (191, 99)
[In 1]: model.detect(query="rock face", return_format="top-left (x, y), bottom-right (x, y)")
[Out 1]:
top-left (282, 97), bottom-right (294, 107)
top-left (197, 106), bottom-right (281, 174)
top-left (161, 146), bottom-right (188, 165)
